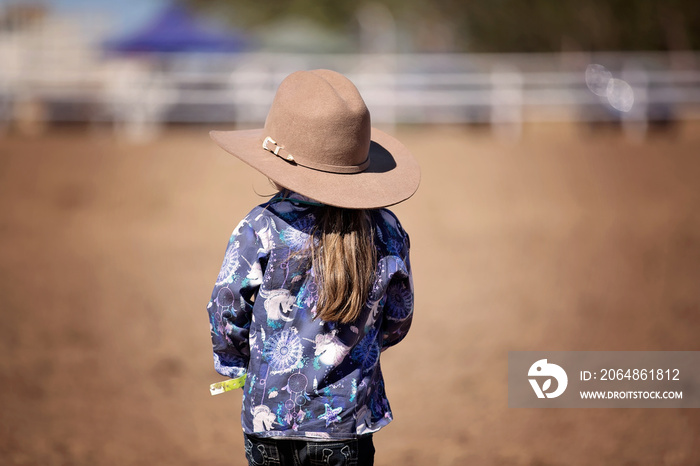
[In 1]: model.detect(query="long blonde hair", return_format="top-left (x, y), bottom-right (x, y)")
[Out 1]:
top-left (310, 206), bottom-right (376, 324)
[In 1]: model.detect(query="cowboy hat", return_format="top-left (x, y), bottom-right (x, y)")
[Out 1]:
top-left (210, 69), bottom-right (420, 209)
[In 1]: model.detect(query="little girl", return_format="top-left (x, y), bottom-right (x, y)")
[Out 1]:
top-left (206, 69), bottom-right (420, 466)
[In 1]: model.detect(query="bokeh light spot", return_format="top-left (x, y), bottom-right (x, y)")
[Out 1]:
top-left (585, 64), bottom-right (612, 97)
top-left (606, 78), bottom-right (635, 112)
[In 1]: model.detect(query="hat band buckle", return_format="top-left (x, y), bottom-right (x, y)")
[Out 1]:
top-left (263, 137), bottom-right (295, 162)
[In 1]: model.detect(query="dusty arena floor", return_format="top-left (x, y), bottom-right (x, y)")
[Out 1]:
top-left (1, 122), bottom-right (699, 465)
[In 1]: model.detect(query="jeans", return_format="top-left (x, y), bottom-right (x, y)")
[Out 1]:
top-left (243, 433), bottom-right (375, 466)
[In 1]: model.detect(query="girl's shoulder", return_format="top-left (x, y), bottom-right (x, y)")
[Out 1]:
top-left (373, 208), bottom-right (408, 236)
top-left (230, 195), bottom-right (315, 247)
top-left (372, 208), bottom-right (410, 255)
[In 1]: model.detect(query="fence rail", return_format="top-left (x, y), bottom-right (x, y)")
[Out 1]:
top-left (1, 49), bottom-right (700, 139)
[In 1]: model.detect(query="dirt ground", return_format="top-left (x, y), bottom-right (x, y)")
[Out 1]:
top-left (1, 122), bottom-right (699, 465)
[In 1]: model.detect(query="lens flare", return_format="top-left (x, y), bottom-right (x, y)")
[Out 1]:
top-left (606, 78), bottom-right (635, 112)
top-left (585, 64), bottom-right (612, 97)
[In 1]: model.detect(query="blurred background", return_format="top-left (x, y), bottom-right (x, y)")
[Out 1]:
top-left (1, 1), bottom-right (699, 465)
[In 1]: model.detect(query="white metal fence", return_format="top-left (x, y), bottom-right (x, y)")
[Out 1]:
top-left (2, 25), bottom-right (700, 140)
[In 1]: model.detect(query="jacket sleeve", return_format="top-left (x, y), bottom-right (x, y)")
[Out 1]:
top-left (207, 218), bottom-right (264, 378)
top-left (380, 232), bottom-right (414, 351)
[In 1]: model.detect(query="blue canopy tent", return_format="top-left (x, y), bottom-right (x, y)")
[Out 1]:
top-left (104, 5), bottom-right (248, 53)
top-left (102, 5), bottom-right (250, 123)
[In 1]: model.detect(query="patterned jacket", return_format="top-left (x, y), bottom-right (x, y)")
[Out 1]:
top-left (207, 191), bottom-right (414, 439)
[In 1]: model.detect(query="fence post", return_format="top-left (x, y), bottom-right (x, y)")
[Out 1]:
top-left (621, 64), bottom-right (649, 142)
top-left (490, 65), bottom-right (523, 141)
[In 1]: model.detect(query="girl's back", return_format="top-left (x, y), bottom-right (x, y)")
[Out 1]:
top-left (207, 191), bottom-right (413, 439)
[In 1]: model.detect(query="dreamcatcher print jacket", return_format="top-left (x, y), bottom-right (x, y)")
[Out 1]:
top-left (207, 191), bottom-right (414, 439)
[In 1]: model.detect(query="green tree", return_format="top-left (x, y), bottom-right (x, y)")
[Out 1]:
top-left (185, 0), bottom-right (700, 52)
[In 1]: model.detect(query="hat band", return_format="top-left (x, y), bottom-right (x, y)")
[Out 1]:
top-left (263, 136), bottom-right (370, 174)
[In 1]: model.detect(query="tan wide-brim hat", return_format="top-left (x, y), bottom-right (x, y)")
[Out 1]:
top-left (210, 69), bottom-right (420, 209)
